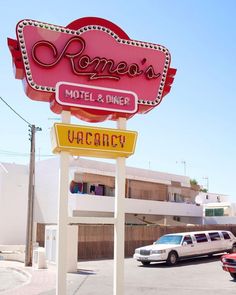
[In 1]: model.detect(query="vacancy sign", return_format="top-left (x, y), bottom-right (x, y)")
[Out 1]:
top-left (51, 123), bottom-right (137, 158)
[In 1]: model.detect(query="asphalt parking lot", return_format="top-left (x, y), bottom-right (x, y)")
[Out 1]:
top-left (1, 255), bottom-right (235, 294)
top-left (73, 255), bottom-right (236, 295)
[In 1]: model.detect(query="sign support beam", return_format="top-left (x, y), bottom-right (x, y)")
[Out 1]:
top-left (114, 117), bottom-right (126, 295)
top-left (56, 111), bottom-right (71, 295)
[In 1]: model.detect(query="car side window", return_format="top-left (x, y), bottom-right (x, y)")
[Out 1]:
top-left (222, 232), bottom-right (231, 240)
top-left (194, 233), bottom-right (208, 243)
top-left (182, 235), bottom-right (193, 245)
top-left (209, 232), bottom-right (221, 241)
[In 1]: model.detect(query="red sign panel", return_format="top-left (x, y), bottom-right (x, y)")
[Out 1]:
top-left (8, 17), bottom-right (176, 122)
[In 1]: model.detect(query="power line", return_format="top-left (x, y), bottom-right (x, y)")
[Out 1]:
top-left (0, 96), bottom-right (43, 267)
top-left (0, 96), bottom-right (32, 126)
top-left (0, 150), bottom-right (54, 158)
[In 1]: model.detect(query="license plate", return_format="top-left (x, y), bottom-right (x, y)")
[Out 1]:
top-left (140, 257), bottom-right (148, 261)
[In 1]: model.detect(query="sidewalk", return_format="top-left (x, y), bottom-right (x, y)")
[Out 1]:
top-left (0, 260), bottom-right (104, 295)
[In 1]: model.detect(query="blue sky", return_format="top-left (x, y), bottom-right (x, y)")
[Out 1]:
top-left (1, 0), bottom-right (236, 200)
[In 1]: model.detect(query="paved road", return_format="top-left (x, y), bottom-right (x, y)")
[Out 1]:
top-left (1, 255), bottom-right (235, 294)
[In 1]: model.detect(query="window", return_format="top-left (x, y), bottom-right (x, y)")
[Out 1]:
top-left (214, 208), bottom-right (224, 216)
top-left (205, 208), bottom-right (224, 216)
top-left (209, 232), bottom-right (221, 241)
top-left (155, 235), bottom-right (183, 245)
top-left (194, 233), bottom-right (208, 243)
top-left (222, 232), bottom-right (231, 240)
top-left (173, 216), bottom-right (180, 222)
top-left (205, 209), bottom-right (214, 216)
top-left (183, 235), bottom-right (193, 245)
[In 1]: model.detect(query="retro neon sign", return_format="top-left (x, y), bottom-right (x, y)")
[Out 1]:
top-left (8, 17), bottom-right (176, 122)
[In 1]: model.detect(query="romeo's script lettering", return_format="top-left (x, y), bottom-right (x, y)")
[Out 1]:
top-left (32, 36), bottom-right (161, 81)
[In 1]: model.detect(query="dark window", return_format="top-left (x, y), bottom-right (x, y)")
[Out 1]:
top-left (209, 232), bottom-right (221, 241)
top-left (183, 235), bottom-right (193, 245)
top-left (173, 216), bottom-right (180, 222)
top-left (194, 233), bottom-right (208, 243)
top-left (222, 232), bottom-right (231, 240)
top-left (205, 208), bottom-right (224, 216)
top-left (214, 208), bottom-right (224, 216)
top-left (205, 209), bottom-right (213, 216)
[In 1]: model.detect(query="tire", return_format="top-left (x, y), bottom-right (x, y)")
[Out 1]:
top-left (166, 251), bottom-right (178, 266)
top-left (230, 272), bottom-right (236, 280)
top-left (141, 261), bottom-right (150, 266)
top-left (231, 244), bottom-right (236, 253)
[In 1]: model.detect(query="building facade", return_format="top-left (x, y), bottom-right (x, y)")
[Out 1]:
top-left (1, 157), bottom-right (235, 245)
top-left (35, 157), bottom-right (203, 226)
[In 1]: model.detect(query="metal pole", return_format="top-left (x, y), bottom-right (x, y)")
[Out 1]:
top-left (56, 111), bottom-right (71, 295)
top-left (114, 117), bottom-right (126, 295)
top-left (25, 124), bottom-right (35, 266)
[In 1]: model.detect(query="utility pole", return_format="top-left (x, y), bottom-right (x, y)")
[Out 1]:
top-left (25, 125), bottom-right (41, 266)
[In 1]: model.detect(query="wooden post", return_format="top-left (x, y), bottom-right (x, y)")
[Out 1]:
top-left (25, 124), bottom-right (36, 266)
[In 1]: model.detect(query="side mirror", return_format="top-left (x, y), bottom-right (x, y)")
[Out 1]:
top-left (183, 241), bottom-right (187, 246)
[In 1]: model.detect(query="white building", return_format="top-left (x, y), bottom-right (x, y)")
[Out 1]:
top-left (195, 192), bottom-right (236, 225)
top-left (0, 157), bottom-right (235, 245)
top-left (35, 157), bottom-right (203, 225)
top-left (0, 163), bottom-right (28, 244)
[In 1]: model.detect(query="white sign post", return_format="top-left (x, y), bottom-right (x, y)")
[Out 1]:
top-left (55, 114), bottom-right (127, 295)
top-left (114, 117), bottom-right (126, 295)
top-left (56, 111), bottom-right (71, 295)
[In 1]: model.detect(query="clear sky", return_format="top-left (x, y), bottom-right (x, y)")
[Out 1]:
top-left (0, 0), bottom-right (236, 200)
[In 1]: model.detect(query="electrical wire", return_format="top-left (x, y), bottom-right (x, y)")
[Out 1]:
top-left (0, 96), bottom-right (32, 126)
top-left (0, 149), bottom-right (54, 158)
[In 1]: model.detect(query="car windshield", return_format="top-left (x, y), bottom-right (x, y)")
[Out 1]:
top-left (154, 235), bottom-right (183, 245)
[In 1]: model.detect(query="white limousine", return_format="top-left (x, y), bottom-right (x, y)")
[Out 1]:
top-left (133, 230), bottom-right (236, 266)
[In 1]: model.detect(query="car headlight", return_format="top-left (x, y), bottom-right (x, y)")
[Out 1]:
top-left (221, 257), bottom-right (226, 263)
top-left (151, 249), bottom-right (166, 254)
top-left (135, 249), bottom-right (140, 254)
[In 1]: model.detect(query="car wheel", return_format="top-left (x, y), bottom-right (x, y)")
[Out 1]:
top-left (141, 261), bottom-right (150, 266)
top-left (230, 272), bottom-right (236, 280)
top-left (231, 244), bottom-right (236, 253)
top-left (166, 251), bottom-right (178, 266)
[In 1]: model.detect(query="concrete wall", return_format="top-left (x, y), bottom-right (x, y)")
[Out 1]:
top-left (34, 158), bottom-right (60, 224)
top-left (69, 194), bottom-right (203, 219)
top-left (204, 216), bottom-right (236, 224)
top-left (195, 192), bottom-right (230, 204)
top-left (0, 163), bottom-right (28, 244)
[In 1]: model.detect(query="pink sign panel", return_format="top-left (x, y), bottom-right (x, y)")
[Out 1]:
top-left (8, 17), bottom-right (176, 122)
top-left (56, 82), bottom-right (138, 113)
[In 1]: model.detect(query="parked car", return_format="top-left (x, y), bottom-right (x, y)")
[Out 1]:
top-left (133, 230), bottom-right (236, 266)
top-left (221, 252), bottom-right (236, 279)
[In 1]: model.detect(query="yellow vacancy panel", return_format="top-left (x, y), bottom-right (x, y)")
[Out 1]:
top-left (51, 123), bottom-right (137, 159)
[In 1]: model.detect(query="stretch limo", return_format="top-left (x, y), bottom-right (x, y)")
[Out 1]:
top-left (133, 230), bottom-right (236, 266)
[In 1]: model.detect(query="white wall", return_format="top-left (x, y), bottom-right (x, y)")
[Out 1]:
top-left (0, 163), bottom-right (28, 244)
top-left (69, 194), bottom-right (203, 218)
top-left (34, 158), bottom-right (60, 223)
top-left (195, 192), bottom-right (230, 204)
top-left (204, 216), bottom-right (236, 224)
